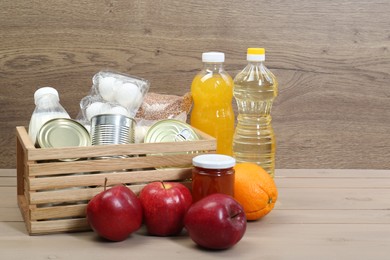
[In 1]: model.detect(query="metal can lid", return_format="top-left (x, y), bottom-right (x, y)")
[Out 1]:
top-left (192, 154), bottom-right (236, 169)
top-left (144, 119), bottom-right (200, 143)
top-left (37, 118), bottom-right (91, 149)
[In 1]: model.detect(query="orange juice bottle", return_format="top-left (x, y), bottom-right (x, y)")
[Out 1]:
top-left (190, 52), bottom-right (235, 156)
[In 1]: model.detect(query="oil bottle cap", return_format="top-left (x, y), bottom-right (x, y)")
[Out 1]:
top-left (202, 52), bottom-right (225, 63)
top-left (34, 87), bottom-right (59, 104)
top-left (247, 48), bottom-right (265, 62)
top-left (192, 154), bottom-right (236, 169)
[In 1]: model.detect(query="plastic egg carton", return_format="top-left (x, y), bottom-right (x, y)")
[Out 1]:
top-left (78, 71), bottom-right (150, 126)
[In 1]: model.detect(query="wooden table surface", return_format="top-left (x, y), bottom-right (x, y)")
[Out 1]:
top-left (1, 169), bottom-right (389, 259)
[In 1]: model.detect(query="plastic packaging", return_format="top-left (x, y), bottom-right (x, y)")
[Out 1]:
top-left (77, 71), bottom-right (150, 130)
top-left (28, 87), bottom-right (71, 145)
top-left (135, 92), bottom-right (192, 121)
top-left (233, 48), bottom-right (278, 177)
top-left (190, 52), bottom-right (235, 156)
top-left (134, 92), bottom-right (192, 143)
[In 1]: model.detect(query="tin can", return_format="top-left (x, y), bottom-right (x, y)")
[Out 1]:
top-left (37, 118), bottom-right (91, 161)
top-left (91, 114), bottom-right (135, 145)
top-left (144, 119), bottom-right (199, 143)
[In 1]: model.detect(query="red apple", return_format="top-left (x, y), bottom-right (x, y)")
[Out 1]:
top-left (184, 193), bottom-right (247, 250)
top-left (139, 181), bottom-right (192, 236)
top-left (86, 184), bottom-right (143, 241)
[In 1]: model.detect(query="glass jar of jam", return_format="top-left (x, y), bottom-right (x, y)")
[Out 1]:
top-left (191, 154), bottom-right (236, 203)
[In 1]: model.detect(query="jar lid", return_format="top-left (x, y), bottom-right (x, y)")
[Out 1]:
top-left (202, 52), bottom-right (225, 63)
top-left (192, 154), bottom-right (236, 169)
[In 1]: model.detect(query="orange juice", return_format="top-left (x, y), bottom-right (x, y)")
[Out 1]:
top-left (190, 52), bottom-right (235, 156)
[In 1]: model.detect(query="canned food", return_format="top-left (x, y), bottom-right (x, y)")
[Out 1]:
top-left (91, 114), bottom-right (135, 145)
top-left (144, 119), bottom-right (199, 143)
top-left (37, 118), bottom-right (91, 161)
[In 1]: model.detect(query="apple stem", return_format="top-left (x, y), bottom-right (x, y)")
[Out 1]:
top-left (104, 177), bottom-right (108, 191)
top-left (161, 181), bottom-right (166, 190)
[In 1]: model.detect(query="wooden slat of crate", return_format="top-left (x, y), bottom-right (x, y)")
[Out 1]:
top-left (30, 204), bottom-right (86, 220)
top-left (28, 181), bottom-right (190, 205)
top-left (17, 195), bottom-right (31, 233)
top-left (27, 141), bottom-right (216, 161)
top-left (30, 186), bottom-right (102, 205)
top-left (27, 154), bottom-right (197, 176)
top-left (30, 218), bottom-right (90, 234)
top-left (28, 168), bottom-right (192, 190)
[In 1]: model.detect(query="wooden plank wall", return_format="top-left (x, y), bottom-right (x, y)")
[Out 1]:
top-left (1, 0), bottom-right (389, 169)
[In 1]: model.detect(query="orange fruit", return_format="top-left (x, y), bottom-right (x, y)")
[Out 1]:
top-left (233, 163), bottom-right (278, 221)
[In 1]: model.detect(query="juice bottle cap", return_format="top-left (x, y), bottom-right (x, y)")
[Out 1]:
top-left (34, 87), bottom-right (59, 104)
top-left (247, 48), bottom-right (265, 61)
top-left (193, 154), bottom-right (236, 169)
top-left (202, 52), bottom-right (225, 63)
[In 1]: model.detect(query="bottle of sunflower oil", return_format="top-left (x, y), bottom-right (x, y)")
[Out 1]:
top-left (233, 48), bottom-right (278, 177)
top-left (190, 52), bottom-right (235, 156)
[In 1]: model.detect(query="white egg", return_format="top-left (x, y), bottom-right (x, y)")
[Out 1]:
top-left (114, 82), bottom-right (141, 108)
top-left (86, 102), bottom-right (111, 121)
top-left (134, 125), bottom-right (150, 143)
top-left (86, 102), bottom-right (102, 121)
top-left (109, 106), bottom-right (130, 117)
top-left (98, 76), bottom-right (117, 102)
top-left (132, 93), bottom-right (143, 109)
top-left (129, 93), bottom-right (143, 116)
top-left (100, 102), bottom-right (111, 114)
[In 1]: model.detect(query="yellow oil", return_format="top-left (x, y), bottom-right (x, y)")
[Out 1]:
top-left (233, 60), bottom-right (278, 177)
top-left (190, 66), bottom-right (235, 156)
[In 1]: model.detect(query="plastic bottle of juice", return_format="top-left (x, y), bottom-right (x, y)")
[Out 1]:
top-left (233, 48), bottom-right (278, 177)
top-left (190, 52), bottom-right (235, 156)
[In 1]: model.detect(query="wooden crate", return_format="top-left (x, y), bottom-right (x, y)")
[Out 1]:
top-left (16, 126), bottom-right (216, 235)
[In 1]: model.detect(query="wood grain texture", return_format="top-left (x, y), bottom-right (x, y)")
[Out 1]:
top-left (1, 0), bottom-right (390, 169)
top-left (2, 169), bottom-right (390, 259)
